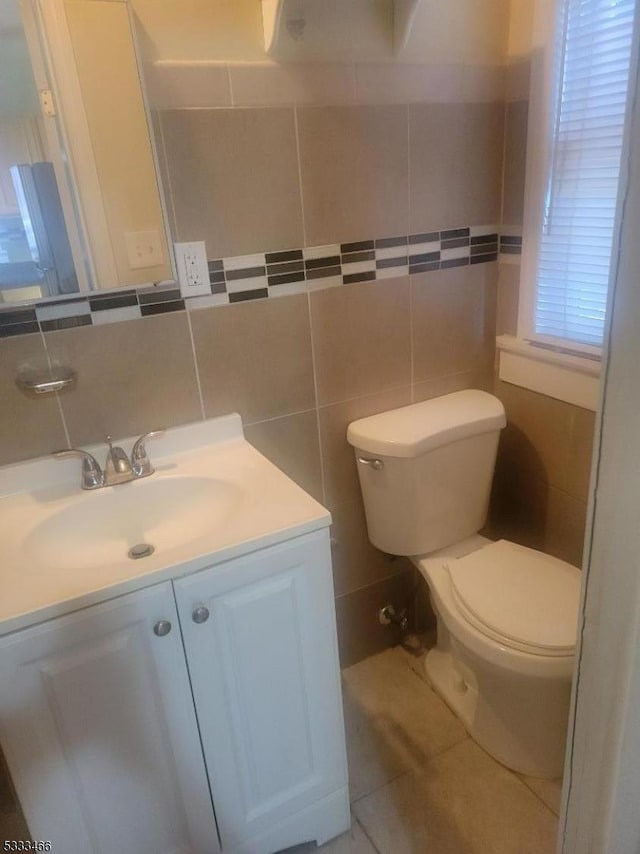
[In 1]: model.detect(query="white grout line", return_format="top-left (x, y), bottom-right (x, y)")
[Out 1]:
top-left (39, 328), bottom-right (72, 447)
top-left (517, 776), bottom-right (562, 819)
top-left (243, 406), bottom-right (317, 428)
top-left (226, 62), bottom-right (235, 107)
top-left (316, 381), bottom-right (413, 413)
top-left (352, 811), bottom-right (386, 853)
top-left (293, 106), bottom-right (308, 249)
top-left (185, 311), bottom-right (206, 420)
top-left (499, 95), bottom-right (508, 235)
top-left (54, 393), bottom-right (71, 449)
top-left (407, 104), bottom-right (415, 403)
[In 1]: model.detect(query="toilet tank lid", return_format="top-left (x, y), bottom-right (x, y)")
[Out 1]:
top-left (346, 390), bottom-right (506, 458)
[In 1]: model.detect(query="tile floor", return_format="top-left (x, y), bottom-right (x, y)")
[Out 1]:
top-left (1, 644), bottom-right (562, 853)
top-left (293, 645), bottom-right (562, 854)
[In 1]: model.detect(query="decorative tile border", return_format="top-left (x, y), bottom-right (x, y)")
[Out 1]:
top-left (0, 224), bottom-right (508, 339)
top-left (499, 234), bottom-right (522, 256)
top-left (205, 224), bottom-right (501, 303)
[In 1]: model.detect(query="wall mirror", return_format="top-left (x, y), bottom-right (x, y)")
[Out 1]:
top-left (0, 0), bottom-right (174, 304)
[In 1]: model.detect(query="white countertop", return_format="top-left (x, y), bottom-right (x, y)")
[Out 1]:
top-left (0, 415), bottom-right (331, 636)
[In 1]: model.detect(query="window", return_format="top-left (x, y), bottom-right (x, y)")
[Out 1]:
top-left (523, 0), bottom-right (636, 351)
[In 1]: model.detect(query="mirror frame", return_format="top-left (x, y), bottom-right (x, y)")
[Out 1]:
top-left (13, 0), bottom-right (176, 301)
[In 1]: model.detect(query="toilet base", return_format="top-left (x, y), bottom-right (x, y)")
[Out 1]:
top-left (424, 641), bottom-right (568, 779)
top-left (424, 646), bottom-right (478, 731)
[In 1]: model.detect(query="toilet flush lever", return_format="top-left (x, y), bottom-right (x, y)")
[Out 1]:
top-left (358, 457), bottom-right (384, 471)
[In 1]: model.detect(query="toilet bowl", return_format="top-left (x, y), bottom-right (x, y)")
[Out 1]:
top-left (414, 535), bottom-right (579, 778)
top-left (346, 390), bottom-right (582, 779)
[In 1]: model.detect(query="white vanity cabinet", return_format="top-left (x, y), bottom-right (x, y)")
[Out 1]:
top-left (0, 581), bottom-right (219, 854)
top-left (0, 529), bottom-right (349, 854)
top-left (174, 529), bottom-right (349, 854)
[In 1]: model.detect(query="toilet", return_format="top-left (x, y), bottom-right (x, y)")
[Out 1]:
top-left (347, 389), bottom-right (581, 779)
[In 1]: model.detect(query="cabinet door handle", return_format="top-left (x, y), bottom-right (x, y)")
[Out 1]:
top-left (192, 606), bottom-right (210, 624)
top-left (153, 619), bottom-right (172, 637)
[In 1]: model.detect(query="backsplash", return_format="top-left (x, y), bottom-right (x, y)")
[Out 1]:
top-left (0, 225), bottom-right (522, 338)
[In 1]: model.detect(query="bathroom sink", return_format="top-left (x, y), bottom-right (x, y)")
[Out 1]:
top-left (24, 475), bottom-right (244, 572)
top-left (0, 413), bottom-right (331, 635)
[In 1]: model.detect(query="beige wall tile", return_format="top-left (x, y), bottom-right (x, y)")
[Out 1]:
top-left (566, 406), bottom-right (596, 502)
top-left (330, 498), bottom-right (412, 597)
top-left (495, 380), bottom-right (574, 493)
top-left (297, 105), bottom-right (409, 246)
top-left (0, 334), bottom-right (67, 465)
top-left (464, 102), bottom-right (506, 227)
top-left (545, 489), bottom-right (588, 567)
top-left (160, 108), bottom-right (304, 257)
top-left (490, 382), bottom-right (593, 567)
top-left (191, 294), bottom-right (316, 423)
top-left (229, 62), bottom-right (356, 106)
top-left (310, 278), bottom-right (411, 406)
top-left (319, 386), bottom-right (412, 510)
top-left (489, 455), bottom-right (549, 551)
top-left (412, 264), bottom-right (495, 383)
top-left (46, 314), bottom-right (202, 447)
top-left (409, 102), bottom-right (504, 233)
top-left (503, 100), bottom-right (529, 227)
top-left (334, 569), bottom-right (416, 667)
top-left (461, 65), bottom-right (506, 104)
top-left (497, 262), bottom-right (521, 335)
top-left (409, 102), bottom-right (465, 234)
top-left (412, 371), bottom-right (475, 404)
top-left (506, 57), bottom-right (532, 103)
top-left (414, 572), bottom-right (436, 634)
top-left (244, 410), bottom-right (323, 503)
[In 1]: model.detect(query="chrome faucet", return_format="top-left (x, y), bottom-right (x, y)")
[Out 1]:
top-left (53, 430), bottom-right (165, 490)
top-left (104, 436), bottom-right (133, 485)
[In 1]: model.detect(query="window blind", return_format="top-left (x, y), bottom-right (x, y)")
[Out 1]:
top-left (535, 0), bottom-right (635, 347)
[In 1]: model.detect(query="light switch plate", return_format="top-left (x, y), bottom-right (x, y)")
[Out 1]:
top-left (125, 229), bottom-right (164, 269)
top-left (174, 241), bottom-right (210, 297)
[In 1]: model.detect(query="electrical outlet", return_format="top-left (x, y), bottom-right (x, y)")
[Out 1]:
top-left (126, 229), bottom-right (164, 269)
top-left (174, 241), bottom-right (210, 297)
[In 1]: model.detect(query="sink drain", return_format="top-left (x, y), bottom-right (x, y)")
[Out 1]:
top-left (128, 543), bottom-right (155, 560)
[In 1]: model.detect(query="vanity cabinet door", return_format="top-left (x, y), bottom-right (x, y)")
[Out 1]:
top-left (0, 582), bottom-right (220, 854)
top-left (175, 529), bottom-right (349, 853)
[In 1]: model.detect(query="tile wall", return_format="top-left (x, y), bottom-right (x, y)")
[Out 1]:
top-left (1, 7), bottom-right (594, 663)
top-left (489, 57), bottom-right (596, 568)
top-left (0, 85), bottom-right (503, 664)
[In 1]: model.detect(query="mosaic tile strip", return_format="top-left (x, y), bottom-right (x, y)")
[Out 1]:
top-left (0, 224), bottom-right (509, 339)
top-left (499, 234), bottom-right (523, 255)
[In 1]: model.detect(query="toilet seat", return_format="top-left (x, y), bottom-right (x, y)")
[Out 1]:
top-left (446, 540), bottom-right (581, 657)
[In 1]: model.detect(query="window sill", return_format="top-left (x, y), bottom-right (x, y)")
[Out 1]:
top-left (496, 334), bottom-right (601, 411)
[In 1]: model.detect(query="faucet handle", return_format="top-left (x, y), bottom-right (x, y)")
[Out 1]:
top-left (52, 448), bottom-right (104, 490)
top-left (104, 435), bottom-right (133, 478)
top-left (131, 429), bottom-right (166, 476)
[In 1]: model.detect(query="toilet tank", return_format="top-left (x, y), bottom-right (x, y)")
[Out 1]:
top-left (347, 390), bottom-right (506, 556)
